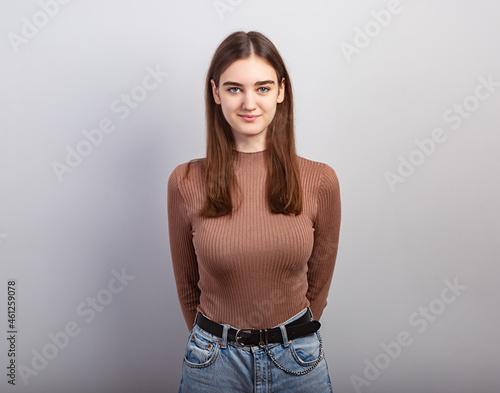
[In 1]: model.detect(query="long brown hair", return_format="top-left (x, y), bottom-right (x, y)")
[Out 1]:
top-left (188, 31), bottom-right (302, 218)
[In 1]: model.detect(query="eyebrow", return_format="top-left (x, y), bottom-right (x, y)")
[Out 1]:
top-left (222, 80), bottom-right (276, 87)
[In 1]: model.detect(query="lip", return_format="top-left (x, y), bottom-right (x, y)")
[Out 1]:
top-left (238, 115), bottom-right (260, 122)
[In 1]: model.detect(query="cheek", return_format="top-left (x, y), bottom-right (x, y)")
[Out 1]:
top-left (219, 100), bottom-right (235, 121)
top-left (221, 103), bottom-right (234, 123)
top-left (220, 97), bottom-right (240, 114)
top-left (263, 91), bottom-right (280, 109)
top-left (262, 99), bottom-right (278, 117)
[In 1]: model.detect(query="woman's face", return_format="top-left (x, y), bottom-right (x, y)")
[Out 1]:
top-left (211, 55), bottom-right (285, 150)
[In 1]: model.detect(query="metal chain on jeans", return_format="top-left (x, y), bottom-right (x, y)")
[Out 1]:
top-left (259, 330), bottom-right (324, 376)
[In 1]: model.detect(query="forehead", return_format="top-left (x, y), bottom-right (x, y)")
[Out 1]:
top-left (220, 55), bottom-right (277, 84)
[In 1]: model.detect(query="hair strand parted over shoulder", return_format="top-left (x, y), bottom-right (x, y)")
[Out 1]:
top-left (188, 31), bottom-right (302, 218)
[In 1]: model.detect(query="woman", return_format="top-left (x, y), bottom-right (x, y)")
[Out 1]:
top-left (167, 30), bottom-right (341, 392)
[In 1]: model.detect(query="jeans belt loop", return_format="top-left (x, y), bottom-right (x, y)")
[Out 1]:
top-left (278, 324), bottom-right (289, 347)
top-left (259, 329), bottom-right (269, 346)
top-left (221, 324), bottom-right (229, 349)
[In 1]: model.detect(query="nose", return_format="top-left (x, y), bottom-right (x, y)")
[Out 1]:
top-left (241, 92), bottom-right (256, 111)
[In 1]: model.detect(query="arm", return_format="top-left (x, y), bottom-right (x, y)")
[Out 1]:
top-left (306, 164), bottom-right (341, 320)
top-left (167, 168), bottom-right (200, 330)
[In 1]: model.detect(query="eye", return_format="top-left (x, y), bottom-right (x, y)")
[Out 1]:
top-left (228, 87), bottom-right (240, 93)
top-left (258, 87), bottom-right (270, 93)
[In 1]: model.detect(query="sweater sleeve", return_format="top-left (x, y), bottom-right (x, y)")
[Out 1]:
top-left (167, 167), bottom-right (200, 330)
top-left (306, 164), bottom-right (341, 320)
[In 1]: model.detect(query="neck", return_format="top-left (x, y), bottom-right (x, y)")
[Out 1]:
top-left (232, 133), bottom-right (267, 153)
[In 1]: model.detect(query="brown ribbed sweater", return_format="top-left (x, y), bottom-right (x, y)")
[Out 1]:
top-left (167, 150), bottom-right (341, 330)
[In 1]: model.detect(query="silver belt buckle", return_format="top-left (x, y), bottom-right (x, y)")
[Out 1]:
top-left (235, 328), bottom-right (254, 346)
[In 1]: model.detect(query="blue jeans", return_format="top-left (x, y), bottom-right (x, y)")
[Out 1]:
top-left (178, 307), bottom-right (334, 392)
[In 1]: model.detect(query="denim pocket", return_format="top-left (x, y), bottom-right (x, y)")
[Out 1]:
top-left (183, 326), bottom-right (220, 369)
top-left (289, 331), bottom-right (322, 366)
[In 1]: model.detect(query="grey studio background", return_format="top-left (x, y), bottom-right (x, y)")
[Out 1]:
top-left (1, 0), bottom-right (499, 392)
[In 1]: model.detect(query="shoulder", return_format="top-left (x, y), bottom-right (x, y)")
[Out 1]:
top-left (168, 158), bottom-right (205, 192)
top-left (296, 155), bottom-right (340, 193)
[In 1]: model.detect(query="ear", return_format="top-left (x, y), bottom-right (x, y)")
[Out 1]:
top-left (211, 79), bottom-right (221, 105)
top-left (277, 77), bottom-right (285, 104)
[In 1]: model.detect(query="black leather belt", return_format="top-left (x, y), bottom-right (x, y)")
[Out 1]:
top-left (194, 309), bottom-right (321, 346)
